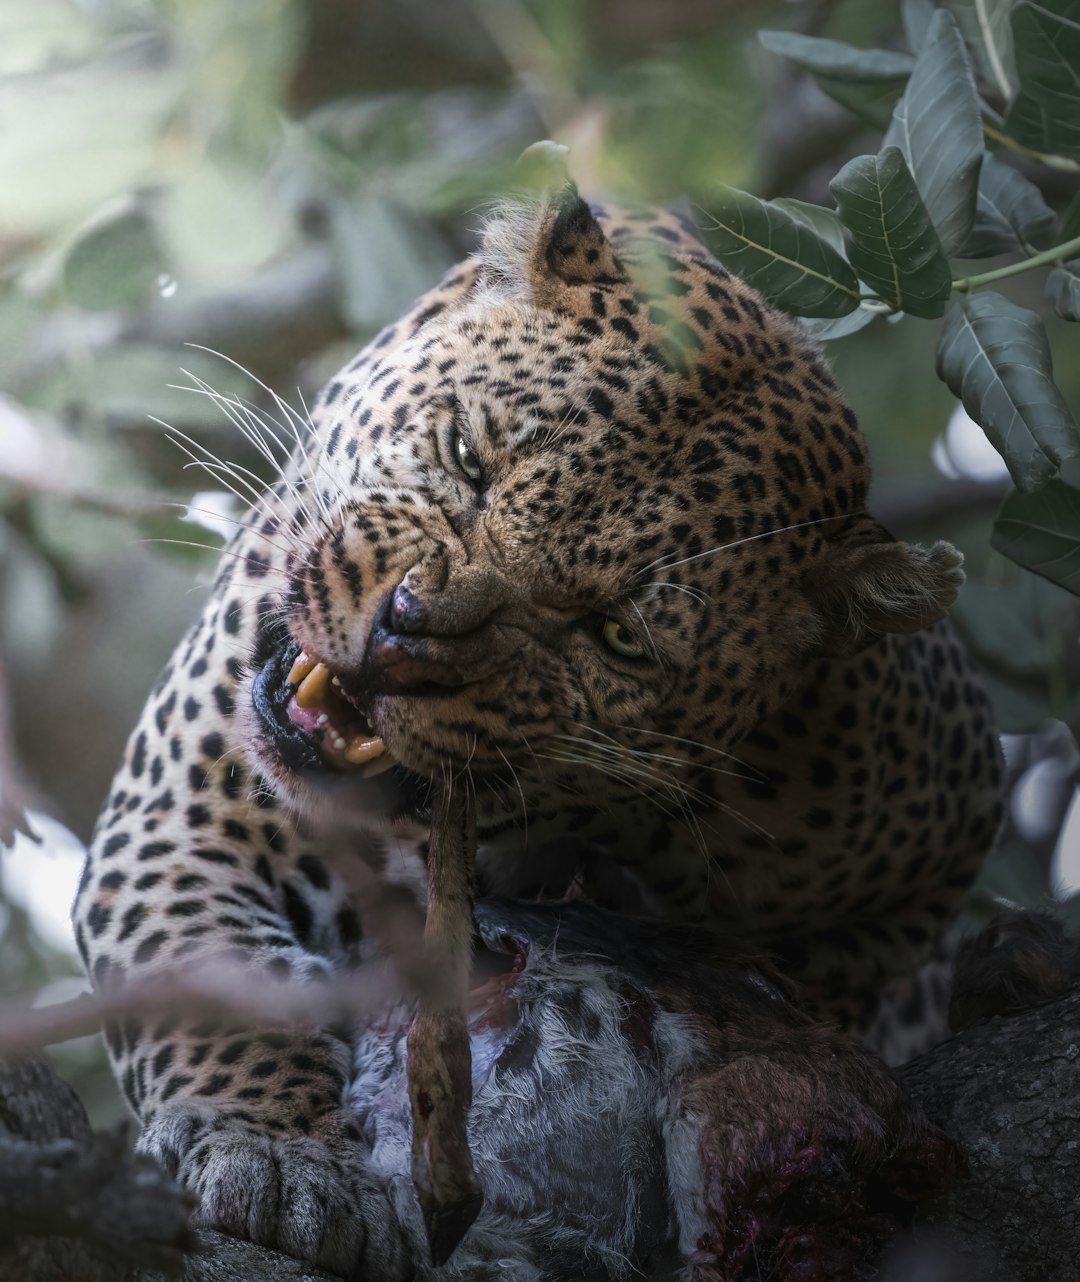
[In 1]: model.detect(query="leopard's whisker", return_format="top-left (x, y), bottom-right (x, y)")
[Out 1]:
top-left (137, 540), bottom-right (293, 580)
top-left (294, 385), bottom-right (338, 513)
top-left (601, 723), bottom-right (765, 779)
top-left (635, 513), bottom-right (851, 579)
top-left (495, 743), bottom-right (530, 847)
top-left (163, 502), bottom-right (315, 568)
top-left (555, 730), bottom-right (776, 853)
top-left (181, 343), bottom-right (348, 523)
top-left (541, 743), bottom-right (698, 817)
top-left (639, 580), bottom-right (711, 606)
top-left (537, 751), bottom-right (689, 829)
top-left (628, 599), bottom-right (666, 668)
top-left (157, 424), bottom-right (294, 536)
top-left (171, 375), bottom-right (320, 530)
top-left (184, 344), bottom-right (319, 445)
top-left (553, 735), bottom-right (720, 809)
top-left (561, 728), bottom-right (759, 786)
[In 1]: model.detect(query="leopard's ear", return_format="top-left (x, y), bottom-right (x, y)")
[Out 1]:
top-left (477, 141), bottom-right (626, 304)
top-left (805, 516), bottom-right (965, 656)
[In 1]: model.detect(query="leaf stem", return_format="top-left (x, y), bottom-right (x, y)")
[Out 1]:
top-left (983, 122), bottom-right (1080, 173)
top-left (952, 234), bottom-right (1080, 293)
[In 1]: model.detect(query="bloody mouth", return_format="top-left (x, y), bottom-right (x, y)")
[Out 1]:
top-left (285, 651), bottom-right (397, 777)
top-left (251, 638), bottom-right (396, 778)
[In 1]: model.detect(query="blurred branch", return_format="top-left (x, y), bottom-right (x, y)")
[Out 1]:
top-left (3, 477), bottom-right (176, 523)
top-left (469, 0), bottom-right (581, 130)
top-left (0, 647), bottom-right (37, 848)
top-left (19, 246), bottom-right (344, 396)
top-left (0, 961), bottom-right (400, 1060)
top-left (0, 866), bottom-right (457, 1061)
top-left (751, 0), bottom-right (869, 203)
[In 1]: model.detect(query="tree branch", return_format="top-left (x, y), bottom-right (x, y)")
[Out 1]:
top-left (0, 1056), bottom-right (194, 1282)
top-left (898, 985), bottom-right (1080, 1279)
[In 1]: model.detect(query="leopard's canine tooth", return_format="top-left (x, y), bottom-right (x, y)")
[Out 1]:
top-left (344, 735), bottom-right (386, 765)
top-left (295, 662), bottom-right (331, 708)
top-left (288, 651), bottom-right (317, 686)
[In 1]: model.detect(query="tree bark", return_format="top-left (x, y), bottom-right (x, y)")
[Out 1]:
top-left (3, 988), bottom-right (1078, 1282)
top-left (894, 986), bottom-right (1080, 1281)
top-left (0, 1056), bottom-right (195, 1282)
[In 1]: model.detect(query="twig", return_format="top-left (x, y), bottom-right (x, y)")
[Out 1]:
top-left (406, 781), bottom-right (482, 1265)
top-left (0, 961), bottom-right (402, 1058)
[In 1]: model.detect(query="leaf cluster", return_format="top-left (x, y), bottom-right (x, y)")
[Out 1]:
top-left (705, 2), bottom-right (1080, 599)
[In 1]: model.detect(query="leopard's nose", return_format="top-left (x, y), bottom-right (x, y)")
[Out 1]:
top-left (362, 589), bottom-right (470, 694)
top-left (388, 577), bottom-right (498, 639)
top-left (389, 584), bottom-right (426, 634)
top-left (362, 577), bottom-right (522, 695)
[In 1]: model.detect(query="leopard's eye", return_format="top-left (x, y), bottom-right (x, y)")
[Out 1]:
top-left (453, 430), bottom-right (483, 484)
top-left (602, 617), bottom-right (646, 659)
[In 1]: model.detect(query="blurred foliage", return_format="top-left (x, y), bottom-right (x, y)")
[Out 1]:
top-left (0, 0), bottom-right (1078, 1121)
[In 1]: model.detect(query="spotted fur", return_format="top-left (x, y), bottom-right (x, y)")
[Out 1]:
top-left (73, 179), bottom-right (1003, 1271)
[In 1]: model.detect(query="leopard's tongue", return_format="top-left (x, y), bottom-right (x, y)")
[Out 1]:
top-left (286, 652), bottom-right (394, 772)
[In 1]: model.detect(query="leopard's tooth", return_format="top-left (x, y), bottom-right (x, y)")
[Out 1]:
top-left (288, 651), bottom-right (317, 686)
top-left (295, 662), bottom-right (331, 708)
top-left (343, 734), bottom-right (386, 765)
top-left (360, 752), bottom-right (396, 778)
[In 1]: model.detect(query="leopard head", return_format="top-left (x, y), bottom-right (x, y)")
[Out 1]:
top-left (243, 174), bottom-right (963, 831)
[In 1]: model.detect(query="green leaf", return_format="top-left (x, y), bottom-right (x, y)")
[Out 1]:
top-left (958, 152), bottom-right (1058, 257)
top-left (941, 0), bottom-right (1017, 98)
top-left (329, 194), bottom-right (452, 332)
top-left (992, 479), bottom-right (1080, 593)
top-left (770, 198), bottom-right (847, 253)
top-left (62, 206), bottom-right (165, 312)
top-left (1047, 262), bottom-right (1080, 320)
top-left (936, 292), bottom-right (1080, 489)
top-left (1003, 0), bottom-right (1080, 161)
top-left (758, 30), bottom-right (913, 128)
top-left (757, 30), bottom-right (915, 80)
top-left (903, 0), bottom-right (938, 50)
top-left (884, 9), bottom-right (984, 255)
top-left (829, 147), bottom-right (952, 317)
top-left (954, 572), bottom-right (1080, 729)
top-left (1061, 190), bottom-right (1080, 242)
top-left (24, 344), bottom-right (253, 436)
top-left (956, 580), bottom-right (1052, 682)
top-left (816, 76), bottom-right (914, 130)
top-left (695, 186), bottom-right (860, 318)
top-left (799, 308), bottom-right (878, 342)
top-left (769, 200), bottom-right (878, 339)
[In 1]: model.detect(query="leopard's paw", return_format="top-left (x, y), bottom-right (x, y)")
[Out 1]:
top-left (139, 1105), bottom-right (407, 1279)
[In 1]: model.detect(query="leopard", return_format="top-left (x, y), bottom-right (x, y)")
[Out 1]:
top-left (72, 147), bottom-right (1004, 1275)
